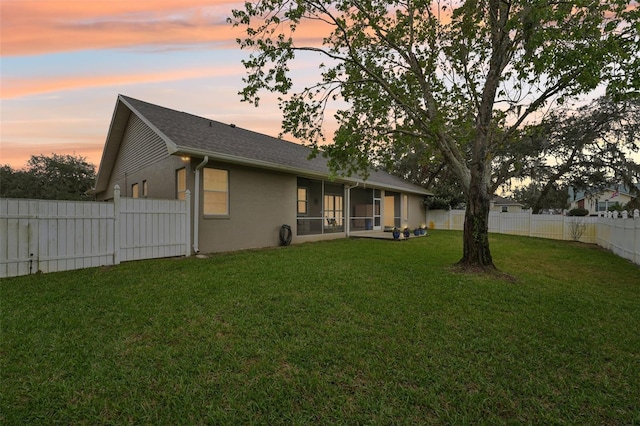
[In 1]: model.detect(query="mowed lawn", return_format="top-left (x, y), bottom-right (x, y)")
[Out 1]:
top-left (2, 231), bottom-right (639, 424)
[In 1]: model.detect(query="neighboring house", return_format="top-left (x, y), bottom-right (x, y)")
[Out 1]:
top-left (92, 95), bottom-right (431, 254)
top-left (491, 196), bottom-right (524, 213)
top-left (569, 185), bottom-right (636, 216)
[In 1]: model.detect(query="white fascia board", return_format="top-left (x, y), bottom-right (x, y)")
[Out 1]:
top-left (172, 147), bottom-right (430, 196)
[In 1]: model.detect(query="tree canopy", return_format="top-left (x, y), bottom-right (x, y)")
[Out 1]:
top-left (1, 154), bottom-right (96, 201)
top-left (510, 96), bottom-right (640, 213)
top-left (230, 0), bottom-right (640, 270)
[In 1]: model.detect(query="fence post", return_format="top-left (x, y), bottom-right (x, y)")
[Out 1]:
top-left (113, 185), bottom-right (121, 265)
top-left (185, 190), bottom-right (191, 257)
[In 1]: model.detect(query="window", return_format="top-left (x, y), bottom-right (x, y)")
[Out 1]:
top-left (598, 201), bottom-right (619, 212)
top-left (297, 187), bottom-right (308, 215)
top-left (203, 168), bottom-right (229, 215)
top-left (176, 168), bottom-right (186, 200)
top-left (501, 206), bottom-right (508, 213)
top-left (142, 180), bottom-right (148, 197)
top-left (131, 183), bottom-right (139, 198)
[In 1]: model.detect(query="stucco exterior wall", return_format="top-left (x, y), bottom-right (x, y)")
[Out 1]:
top-left (406, 193), bottom-right (427, 229)
top-left (196, 162), bottom-right (298, 253)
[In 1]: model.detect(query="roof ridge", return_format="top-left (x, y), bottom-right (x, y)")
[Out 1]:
top-left (114, 94), bottom-right (430, 195)
top-left (119, 94), bottom-right (313, 152)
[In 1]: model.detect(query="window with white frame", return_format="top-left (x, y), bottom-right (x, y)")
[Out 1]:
top-left (176, 168), bottom-right (186, 200)
top-left (297, 187), bottom-right (308, 215)
top-left (203, 168), bottom-right (229, 216)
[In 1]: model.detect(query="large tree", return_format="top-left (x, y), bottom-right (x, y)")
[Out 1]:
top-left (507, 97), bottom-right (640, 213)
top-left (230, 0), bottom-right (639, 270)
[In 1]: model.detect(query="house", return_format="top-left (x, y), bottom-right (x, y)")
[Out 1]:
top-left (490, 196), bottom-right (524, 213)
top-left (92, 95), bottom-right (431, 254)
top-left (569, 185), bottom-right (636, 216)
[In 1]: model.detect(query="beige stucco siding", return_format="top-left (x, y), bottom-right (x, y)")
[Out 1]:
top-left (406, 193), bottom-right (427, 228)
top-left (196, 163), bottom-right (297, 253)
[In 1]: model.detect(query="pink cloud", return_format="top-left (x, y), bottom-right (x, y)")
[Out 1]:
top-left (0, 0), bottom-right (243, 56)
top-left (1, 66), bottom-right (244, 99)
top-left (1, 0), bottom-right (334, 57)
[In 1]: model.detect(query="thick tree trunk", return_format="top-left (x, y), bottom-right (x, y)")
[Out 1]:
top-left (458, 172), bottom-right (496, 271)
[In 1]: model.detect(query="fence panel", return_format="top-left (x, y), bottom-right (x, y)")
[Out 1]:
top-left (427, 209), bottom-right (639, 266)
top-left (498, 212), bottom-right (530, 236)
top-left (602, 218), bottom-right (638, 264)
top-left (3, 200), bottom-right (115, 277)
top-left (1, 187), bottom-right (189, 278)
top-left (0, 199), bottom-right (37, 277)
top-left (530, 215), bottom-right (564, 240)
top-left (118, 197), bottom-right (188, 263)
top-left (636, 220), bottom-right (640, 265)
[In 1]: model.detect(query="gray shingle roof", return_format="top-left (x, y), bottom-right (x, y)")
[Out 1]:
top-left (120, 95), bottom-right (430, 195)
top-left (492, 195), bottom-right (523, 206)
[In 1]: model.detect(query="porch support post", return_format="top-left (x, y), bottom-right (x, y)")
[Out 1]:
top-left (345, 183), bottom-right (359, 237)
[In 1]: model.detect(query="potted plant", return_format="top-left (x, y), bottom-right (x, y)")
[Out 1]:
top-left (413, 227), bottom-right (421, 236)
top-left (403, 227), bottom-right (411, 238)
top-left (392, 227), bottom-right (401, 239)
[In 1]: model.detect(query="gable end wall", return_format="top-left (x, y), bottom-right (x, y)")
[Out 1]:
top-left (111, 114), bottom-right (168, 183)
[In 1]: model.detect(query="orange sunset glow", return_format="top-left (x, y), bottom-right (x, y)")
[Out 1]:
top-left (1, 1), bottom-right (637, 171)
top-left (0, 0), bottom-right (335, 170)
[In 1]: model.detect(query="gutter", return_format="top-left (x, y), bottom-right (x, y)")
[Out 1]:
top-left (192, 156), bottom-right (209, 254)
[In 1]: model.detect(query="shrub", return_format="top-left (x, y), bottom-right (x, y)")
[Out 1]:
top-left (567, 207), bottom-right (589, 216)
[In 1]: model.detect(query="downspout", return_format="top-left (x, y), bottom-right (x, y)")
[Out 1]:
top-left (192, 156), bottom-right (209, 254)
top-left (345, 183), bottom-right (359, 237)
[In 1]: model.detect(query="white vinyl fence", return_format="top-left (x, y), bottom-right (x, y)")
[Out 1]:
top-left (427, 209), bottom-right (640, 266)
top-left (1, 185), bottom-right (191, 278)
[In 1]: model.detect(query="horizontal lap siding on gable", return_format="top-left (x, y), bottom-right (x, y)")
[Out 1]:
top-left (110, 114), bottom-right (169, 184)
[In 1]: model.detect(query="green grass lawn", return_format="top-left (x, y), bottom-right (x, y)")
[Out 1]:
top-left (2, 231), bottom-right (639, 424)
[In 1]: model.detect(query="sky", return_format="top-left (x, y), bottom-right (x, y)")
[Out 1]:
top-left (1, 0), bottom-right (326, 170)
top-left (1, 1), bottom-right (637, 173)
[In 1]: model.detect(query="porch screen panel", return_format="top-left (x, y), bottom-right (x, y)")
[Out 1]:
top-left (297, 177), bottom-right (322, 235)
top-left (323, 182), bottom-right (344, 233)
top-left (296, 178), bottom-right (344, 235)
top-left (350, 188), bottom-right (373, 231)
top-left (384, 192), bottom-right (401, 228)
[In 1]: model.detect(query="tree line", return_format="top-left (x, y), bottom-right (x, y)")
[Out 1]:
top-left (1, 154), bottom-right (96, 201)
